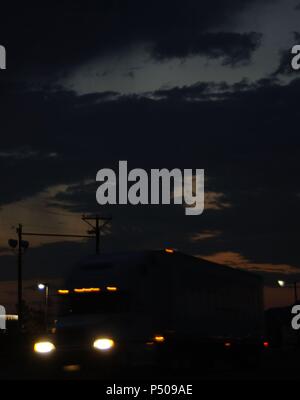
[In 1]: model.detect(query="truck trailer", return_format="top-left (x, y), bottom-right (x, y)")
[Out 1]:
top-left (32, 249), bottom-right (266, 373)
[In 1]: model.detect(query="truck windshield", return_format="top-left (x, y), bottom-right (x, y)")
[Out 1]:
top-left (59, 292), bottom-right (130, 316)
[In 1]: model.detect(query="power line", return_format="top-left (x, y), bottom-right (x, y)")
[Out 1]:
top-left (23, 232), bottom-right (93, 239)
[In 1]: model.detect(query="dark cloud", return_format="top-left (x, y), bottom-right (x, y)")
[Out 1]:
top-left (0, 76), bottom-right (298, 274)
top-left (151, 32), bottom-right (262, 65)
top-left (152, 81), bottom-right (229, 100)
top-left (0, 0), bottom-right (267, 79)
top-left (273, 49), bottom-right (293, 76)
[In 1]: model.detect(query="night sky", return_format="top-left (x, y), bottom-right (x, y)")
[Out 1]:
top-left (0, 0), bottom-right (300, 311)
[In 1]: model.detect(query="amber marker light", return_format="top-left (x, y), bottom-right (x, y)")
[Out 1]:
top-left (58, 289), bottom-right (69, 295)
top-left (106, 286), bottom-right (118, 292)
top-left (74, 288), bottom-right (101, 293)
top-left (154, 335), bottom-right (165, 343)
top-left (164, 248), bottom-right (174, 254)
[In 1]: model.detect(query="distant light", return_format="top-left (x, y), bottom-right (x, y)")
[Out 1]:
top-left (38, 283), bottom-right (46, 290)
top-left (34, 341), bottom-right (55, 354)
top-left (263, 341), bottom-right (269, 348)
top-left (74, 288), bottom-right (101, 293)
top-left (63, 364), bottom-right (81, 372)
top-left (58, 289), bottom-right (69, 295)
top-left (278, 280), bottom-right (286, 287)
top-left (106, 286), bottom-right (118, 292)
top-left (224, 341), bottom-right (231, 348)
top-left (93, 338), bottom-right (115, 351)
top-left (165, 248), bottom-right (174, 254)
top-left (154, 335), bottom-right (165, 343)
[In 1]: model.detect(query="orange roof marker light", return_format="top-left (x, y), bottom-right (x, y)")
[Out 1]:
top-left (154, 335), bottom-right (165, 343)
top-left (106, 286), bottom-right (118, 292)
top-left (74, 288), bottom-right (101, 293)
top-left (58, 289), bottom-right (70, 295)
top-left (164, 248), bottom-right (174, 254)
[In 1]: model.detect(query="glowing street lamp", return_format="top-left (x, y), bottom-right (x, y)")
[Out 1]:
top-left (38, 283), bottom-right (46, 290)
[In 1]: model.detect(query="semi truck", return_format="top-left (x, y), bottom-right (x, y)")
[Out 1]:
top-left (32, 249), bottom-right (266, 373)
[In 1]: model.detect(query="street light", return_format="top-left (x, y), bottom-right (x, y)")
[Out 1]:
top-left (38, 283), bottom-right (49, 331)
top-left (38, 283), bottom-right (46, 290)
top-left (277, 280), bottom-right (298, 303)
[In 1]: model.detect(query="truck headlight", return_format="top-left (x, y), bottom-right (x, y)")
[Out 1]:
top-left (34, 341), bottom-right (56, 354)
top-left (93, 338), bottom-right (115, 351)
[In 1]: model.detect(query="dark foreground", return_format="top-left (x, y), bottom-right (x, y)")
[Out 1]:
top-left (0, 347), bottom-right (299, 380)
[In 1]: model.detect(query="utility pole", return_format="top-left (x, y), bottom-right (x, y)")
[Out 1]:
top-left (10, 223), bottom-right (95, 332)
top-left (9, 225), bottom-right (29, 332)
top-left (17, 224), bottom-right (23, 332)
top-left (82, 215), bottom-right (112, 255)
